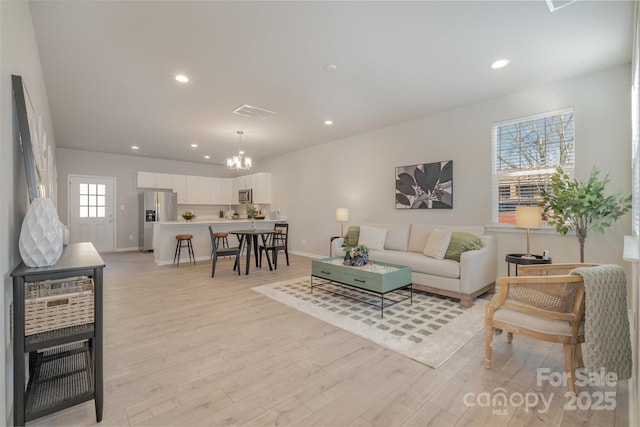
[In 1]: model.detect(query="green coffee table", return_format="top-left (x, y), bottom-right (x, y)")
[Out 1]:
top-left (311, 257), bottom-right (412, 317)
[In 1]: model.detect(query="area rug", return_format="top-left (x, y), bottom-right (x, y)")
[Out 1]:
top-left (252, 276), bottom-right (488, 368)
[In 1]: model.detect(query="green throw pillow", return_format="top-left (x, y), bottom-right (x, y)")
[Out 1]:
top-left (344, 226), bottom-right (360, 247)
top-left (444, 231), bottom-right (484, 262)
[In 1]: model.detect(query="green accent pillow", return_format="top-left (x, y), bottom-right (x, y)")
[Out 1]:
top-left (344, 226), bottom-right (360, 247)
top-left (444, 231), bottom-right (484, 262)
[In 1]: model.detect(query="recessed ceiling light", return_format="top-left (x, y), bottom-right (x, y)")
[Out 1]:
top-left (131, 145), bottom-right (139, 150)
top-left (175, 74), bottom-right (189, 83)
top-left (324, 120), bottom-right (334, 125)
top-left (491, 59), bottom-right (510, 69)
top-left (190, 143), bottom-right (198, 148)
top-left (204, 155), bottom-right (210, 159)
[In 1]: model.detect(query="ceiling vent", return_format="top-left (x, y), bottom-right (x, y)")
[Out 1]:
top-left (233, 104), bottom-right (277, 120)
top-left (545, 0), bottom-right (577, 12)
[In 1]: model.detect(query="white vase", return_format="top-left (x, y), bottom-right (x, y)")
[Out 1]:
top-left (19, 197), bottom-right (64, 267)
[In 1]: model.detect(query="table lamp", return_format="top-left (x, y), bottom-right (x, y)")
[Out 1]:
top-left (515, 206), bottom-right (542, 259)
top-left (336, 208), bottom-right (349, 236)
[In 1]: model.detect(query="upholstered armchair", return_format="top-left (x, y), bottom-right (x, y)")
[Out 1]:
top-left (484, 263), bottom-right (597, 393)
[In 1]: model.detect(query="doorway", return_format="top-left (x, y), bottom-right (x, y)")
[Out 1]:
top-left (67, 175), bottom-right (116, 252)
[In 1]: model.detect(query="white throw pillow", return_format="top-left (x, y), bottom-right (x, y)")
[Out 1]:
top-left (423, 228), bottom-right (452, 260)
top-left (359, 225), bottom-right (387, 250)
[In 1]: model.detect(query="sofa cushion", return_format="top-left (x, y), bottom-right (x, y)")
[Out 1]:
top-left (344, 226), bottom-right (360, 247)
top-left (493, 307), bottom-right (584, 336)
top-left (444, 231), bottom-right (484, 262)
top-left (423, 229), bottom-right (452, 260)
top-left (408, 224), bottom-right (485, 253)
top-left (370, 250), bottom-right (460, 279)
top-left (359, 225), bottom-right (387, 250)
top-left (366, 223), bottom-right (411, 251)
top-left (408, 224), bottom-right (437, 253)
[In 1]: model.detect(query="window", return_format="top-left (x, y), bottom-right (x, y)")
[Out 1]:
top-left (79, 183), bottom-right (106, 218)
top-left (492, 108), bottom-right (575, 224)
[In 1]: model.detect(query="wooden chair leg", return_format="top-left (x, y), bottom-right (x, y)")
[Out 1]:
top-left (485, 326), bottom-right (494, 369)
top-left (563, 343), bottom-right (577, 394)
top-left (576, 343), bottom-right (585, 368)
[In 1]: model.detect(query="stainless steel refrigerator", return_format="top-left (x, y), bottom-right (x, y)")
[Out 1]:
top-left (141, 190), bottom-right (178, 251)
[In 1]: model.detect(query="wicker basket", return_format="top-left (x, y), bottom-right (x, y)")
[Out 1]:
top-left (24, 276), bottom-right (94, 336)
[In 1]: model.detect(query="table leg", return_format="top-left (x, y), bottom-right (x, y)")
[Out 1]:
top-left (245, 235), bottom-right (252, 275)
top-left (260, 234), bottom-right (273, 271)
top-left (233, 235), bottom-right (243, 272)
top-left (13, 276), bottom-right (25, 426)
top-left (94, 267), bottom-right (104, 422)
top-left (253, 235), bottom-right (260, 268)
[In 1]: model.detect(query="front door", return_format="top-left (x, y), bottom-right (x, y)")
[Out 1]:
top-left (67, 175), bottom-right (116, 252)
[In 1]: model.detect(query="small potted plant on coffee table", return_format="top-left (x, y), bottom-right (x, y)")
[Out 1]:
top-left (343, 244), bottom-right (369, 266)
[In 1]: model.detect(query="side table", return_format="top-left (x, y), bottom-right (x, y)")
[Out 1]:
top-left (505, 253), bottom-right (551, 276)
top-left (11, 242), bottom-right (105, 425)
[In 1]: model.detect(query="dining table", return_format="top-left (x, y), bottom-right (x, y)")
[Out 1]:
top-left (229, 229), bottom-right (275, 275)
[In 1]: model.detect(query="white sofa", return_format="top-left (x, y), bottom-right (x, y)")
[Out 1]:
top-left (330, 223), bottom-right (496, 307)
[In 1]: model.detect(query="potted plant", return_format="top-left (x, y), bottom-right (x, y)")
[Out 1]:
top-left (343, 244), bottom-right (369, 266)
top-left (539, 166), bottom-right (631, 262)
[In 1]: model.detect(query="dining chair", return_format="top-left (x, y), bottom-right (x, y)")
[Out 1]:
top-left (485, 263), bottom-right (597, 393)
top-left (208, 226), bottom-right (240, 278)
top-left (259, 223), bottom-right (289, 270)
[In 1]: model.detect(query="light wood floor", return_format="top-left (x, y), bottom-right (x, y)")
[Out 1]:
top-left (28, 251), bottom-right (629, 427)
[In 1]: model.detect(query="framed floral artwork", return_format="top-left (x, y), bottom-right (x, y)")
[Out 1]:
top-left (395, 161), bottom-right (453, 209)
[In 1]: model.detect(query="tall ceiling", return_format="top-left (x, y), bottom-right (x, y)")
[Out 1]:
top-left (29, 0), bottom-right (633, 166)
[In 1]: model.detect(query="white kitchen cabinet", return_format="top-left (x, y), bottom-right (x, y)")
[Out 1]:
top-left (137, 171), bottom-right (156, 188)
top-left (210, 178), bottom-right (233, 205)
top-left (172, 175), bottom-right (187, 204)
top-left (197, 177), bottom-right (212, 204)
top-left (221, 178), bottom-right (234, 205)
top-left (185, 175), bottom-right (199, 204)
top-left (137, 171), bottom-right (271, 205)
top-left (210, 178), bottom-right (222, 205)
top-left (156, 173), bottom-right (174, 190)
top-left (251, 172), bottom-right (272, 204)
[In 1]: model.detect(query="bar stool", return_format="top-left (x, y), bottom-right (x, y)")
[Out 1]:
top-left (211, 232), bottom-right (230, 259)
top-left (174, 234), bottom-right (195, 266)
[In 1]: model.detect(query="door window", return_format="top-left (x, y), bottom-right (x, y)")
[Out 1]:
top-left (79, 183), bottom-right (106, 218)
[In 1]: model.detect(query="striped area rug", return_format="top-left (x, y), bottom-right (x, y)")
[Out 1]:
top-left (252, 276), bottom-right (488, 368)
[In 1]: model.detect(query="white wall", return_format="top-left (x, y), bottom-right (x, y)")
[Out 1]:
top-left (263, 65), bottom-right (632, 276)
top-left (1, 1), bottom-right (57, 423)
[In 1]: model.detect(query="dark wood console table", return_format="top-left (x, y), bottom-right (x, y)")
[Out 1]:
top-left (11, 242), bottom-right (105, 425)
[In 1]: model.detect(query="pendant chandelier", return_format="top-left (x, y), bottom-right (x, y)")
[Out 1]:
top-left (226, 130), bottom-right (252, 170)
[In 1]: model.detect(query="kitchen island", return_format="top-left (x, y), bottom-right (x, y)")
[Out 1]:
top-left (152, 219), bottom-right (281, 265)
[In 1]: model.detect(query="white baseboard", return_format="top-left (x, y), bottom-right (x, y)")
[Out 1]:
top-left (116, 246), bottom-right (141, 252)
top-left (155, 255), bottom-right (211, 266)
top-left (289, 250), bottom-right (325, 259)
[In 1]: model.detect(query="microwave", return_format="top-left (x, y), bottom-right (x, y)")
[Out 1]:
top-left (239, 189), bottom-right (253, 204)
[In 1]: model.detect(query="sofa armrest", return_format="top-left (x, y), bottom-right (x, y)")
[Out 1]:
top-left (330, 237), bottom-right (345, 257)
top-left (459, 235), bottom-right (497, 294)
